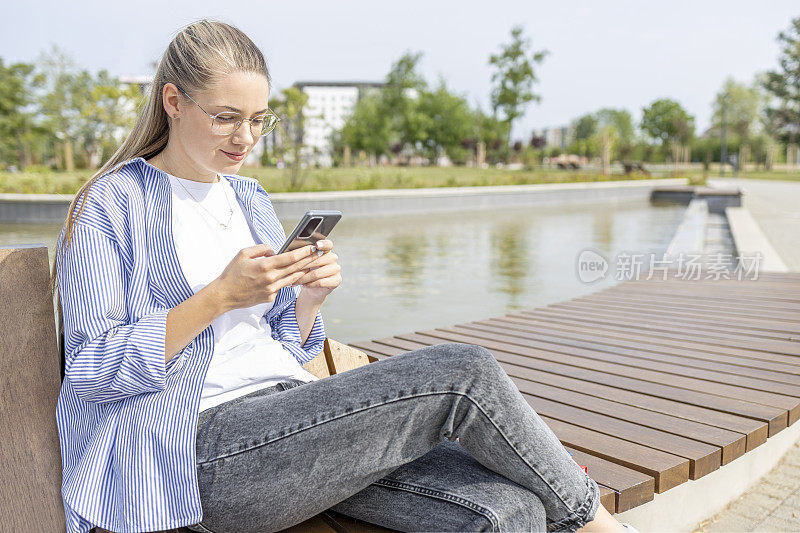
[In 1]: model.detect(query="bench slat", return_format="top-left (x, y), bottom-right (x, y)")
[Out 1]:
top-left (0, 247), bottom-right (66, 532)
top-left (392, 330), bottom-right (789, 433)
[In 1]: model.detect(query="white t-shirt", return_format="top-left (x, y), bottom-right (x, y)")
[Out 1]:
top-left (167, 171), bottom-right (320, 413)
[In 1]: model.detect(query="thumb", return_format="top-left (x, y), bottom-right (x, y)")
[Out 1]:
top-left (244, 243), bottom-right (275, 258)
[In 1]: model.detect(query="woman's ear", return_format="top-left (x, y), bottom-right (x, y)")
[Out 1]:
top-left (162, 83), bottom-right (182, 120)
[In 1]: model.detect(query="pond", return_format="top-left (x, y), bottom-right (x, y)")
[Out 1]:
top-left (1, 198), bottom-right (685, 344)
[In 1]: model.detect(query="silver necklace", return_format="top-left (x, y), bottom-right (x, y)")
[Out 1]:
top-left (161, 152), bottom-right (234, 230)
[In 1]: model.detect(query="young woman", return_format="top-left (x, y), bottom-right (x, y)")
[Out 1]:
top-left (52, 19), bottom-right (635, 533)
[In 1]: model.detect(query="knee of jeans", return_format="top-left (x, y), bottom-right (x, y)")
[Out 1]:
top-left (437, 342), bottom-right (499, 373)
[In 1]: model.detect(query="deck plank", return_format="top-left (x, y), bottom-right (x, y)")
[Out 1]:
top-left (523, 307), bottom-right (800, 356)
top-left (460, 320), bottom-right (800, 379)
top-left (550, 299), bottom-right (800, 337)
top-left (389, 330), bottom-right (789, 433)
top-left (565, 448), bottom-right (654, 512)
top-left (486, 315), bottom-right (800, 369)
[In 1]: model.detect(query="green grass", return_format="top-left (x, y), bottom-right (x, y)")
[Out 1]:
top-left (1, 165), bottom-right (798, 195)
top-left (0, 166), bottom-right (661, 195)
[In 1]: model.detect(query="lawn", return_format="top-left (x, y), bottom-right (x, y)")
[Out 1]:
top-left (0, 165), bottom-right (797, 195)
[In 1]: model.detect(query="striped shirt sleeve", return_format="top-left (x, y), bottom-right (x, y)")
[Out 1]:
top-left (269, 287), bottom-right (326, 365)
top-left (58, 222), bottom-right (174, 403)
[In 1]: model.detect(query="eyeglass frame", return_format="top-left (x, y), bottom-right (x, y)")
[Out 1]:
top-left (173, 84), bottom-right (281, 137)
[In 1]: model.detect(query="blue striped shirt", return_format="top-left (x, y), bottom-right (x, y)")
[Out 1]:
top-left (55, 156), bottom-right (326, 533)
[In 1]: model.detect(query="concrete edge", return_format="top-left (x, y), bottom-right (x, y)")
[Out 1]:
top-left (0, 193), bottom-right (75, 202)
top-left (725, 206), bottom-right (789, 273)
top-left (266, 177), bottom-right (689, 200)
top-left (615, 421), bottom-right (800, 532)
top-left (665, 199), bottom-right (707, 256)
top-left (0, 178), bottom-right (688, 202)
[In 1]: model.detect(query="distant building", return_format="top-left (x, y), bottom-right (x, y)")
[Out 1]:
top-left (293, 81), bottom-right (383, 167)
top-left (531, 126), bottom-right (573, 152)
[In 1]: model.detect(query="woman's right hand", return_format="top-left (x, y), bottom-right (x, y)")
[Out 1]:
top-left (211, 242), bottom-right (320, 312)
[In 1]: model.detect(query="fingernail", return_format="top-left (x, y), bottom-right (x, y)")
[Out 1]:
top-left (317, 250), bottom-right (324, 257)
top-left (310, 245), bottom-right (316, 252)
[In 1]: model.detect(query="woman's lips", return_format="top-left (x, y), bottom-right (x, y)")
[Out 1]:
top-left (222, 150), bottom-right (245, 161)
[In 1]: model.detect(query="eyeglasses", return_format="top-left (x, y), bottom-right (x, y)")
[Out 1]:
top-left (175, 84), bottom-right (280, 137)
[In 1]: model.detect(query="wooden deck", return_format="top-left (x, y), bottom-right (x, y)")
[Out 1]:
top-left (346, 272), bottom-right (800, 518)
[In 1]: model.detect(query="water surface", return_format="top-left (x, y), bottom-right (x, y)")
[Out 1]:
top-left (1, 199), bottom-right (685, 344)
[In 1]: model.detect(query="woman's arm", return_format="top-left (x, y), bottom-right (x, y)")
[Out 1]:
top-left (269, 287), bottom-right (326, 365)
top-left (167, 243), bottom-right (323, 360)
top-left (294, 289), bottom-right (324, 346)
top-left (60, 223), bottom-right (200, 403)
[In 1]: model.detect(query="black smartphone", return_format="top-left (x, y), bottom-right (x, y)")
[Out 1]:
top-left (277, 210), bottom-right (342, 255)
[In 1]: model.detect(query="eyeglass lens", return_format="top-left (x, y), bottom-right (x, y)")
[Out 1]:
top-left (212, 113), bottom-right (278, 136)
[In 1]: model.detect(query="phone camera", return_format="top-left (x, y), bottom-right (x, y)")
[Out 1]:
top-left (299, 217), bottom-right (322, 239)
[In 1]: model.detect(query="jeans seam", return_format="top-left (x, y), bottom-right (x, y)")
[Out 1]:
top-left (195, 388), bottom-right (582, 518)
top-left (371, 478), bottom-right (501, 531)
top-left (197, 390), bottom-right (451, 465)
top-left (545, 472), bottom-right (599, 532)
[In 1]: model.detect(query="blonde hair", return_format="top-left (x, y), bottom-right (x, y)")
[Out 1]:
top-left (50, 18), bottom-right (271, 347)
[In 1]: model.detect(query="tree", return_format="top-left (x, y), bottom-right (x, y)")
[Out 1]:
top-left (488, 26), bottom-right (548, 148)
top-left (474, 107), bottom-right (509, 164)
top-left (414, 80), bottom-right (474, 162)
top-left (381, 51), bottom-right (428, 150)
top-left (762, 16), bottom-right (800, 145)
top-left (573, 113), bottom-right (598, 141)
top-left (711, 78), bottom-right (762, 143)
top-left (340, 92), bottom-right (392, 157)
top-left (641, 99), bottom-right (694, 169)
top-left (72, 69), bottom-right (143, 167)
top-left (271, 87), bottom-right (310, 190)
top-left (641, 99), bottom-right (694, 148)
top-left (30, 45), bottom-right (143, 170)
top-left (596, 108), bottom-right (635, 158)
top-left (36, 44), bottom-right (81, 170)
top-left (569, 113), bottom-right (599, 157)
top-left (0, 58), bottom-right (44, 168)
top-left (568, 108), bottom-right (635, 160)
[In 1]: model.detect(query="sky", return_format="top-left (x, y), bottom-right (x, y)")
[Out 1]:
top-left (2, 0), bottom-right (798, 140)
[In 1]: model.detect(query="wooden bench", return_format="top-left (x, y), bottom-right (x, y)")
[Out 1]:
top-left (0, 244), bottom-right (391, 533)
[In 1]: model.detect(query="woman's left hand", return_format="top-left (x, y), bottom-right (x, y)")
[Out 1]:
top-left (293, 239), bottom-right (341, 302)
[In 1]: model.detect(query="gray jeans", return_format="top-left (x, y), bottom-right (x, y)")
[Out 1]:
top-left (187, 343), bottom-right (600, 533)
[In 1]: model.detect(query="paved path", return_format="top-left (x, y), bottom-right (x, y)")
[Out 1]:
top-left (694, 438), bottom-right (800, 532)
top-left (709, 178), bottom-right (800, 272)
top-left (694, 178), bottom-right (800, 531)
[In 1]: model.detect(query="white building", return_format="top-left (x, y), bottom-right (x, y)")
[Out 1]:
top-left (531, 126), bottom-right (573, 151)
top-left (294, 81), bottom-right (383, 167)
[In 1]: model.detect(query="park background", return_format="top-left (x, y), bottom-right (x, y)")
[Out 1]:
top-left (1, 1), bottom-right (799, 192)
top-left (3, 5), bottom-right (800, 531)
